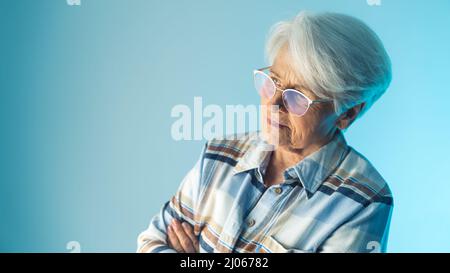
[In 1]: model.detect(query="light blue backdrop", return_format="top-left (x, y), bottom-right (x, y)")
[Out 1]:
top-left (1, 0), bottom-right (449, 252)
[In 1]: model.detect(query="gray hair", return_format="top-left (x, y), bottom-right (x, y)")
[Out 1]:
top-left (266, 11), bottom-right (392, 118)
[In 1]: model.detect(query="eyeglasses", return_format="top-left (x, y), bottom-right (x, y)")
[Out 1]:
top-left (253, 66), bottom-right (332, 116)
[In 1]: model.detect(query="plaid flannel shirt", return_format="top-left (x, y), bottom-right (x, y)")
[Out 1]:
top-left (137, 131), bottom-right (393, 253)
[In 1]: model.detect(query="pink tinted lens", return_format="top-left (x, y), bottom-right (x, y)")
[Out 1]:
top-left (282, 89), bottom-right (309, 116)
top-left (254, 71), bottom-right (275, 99)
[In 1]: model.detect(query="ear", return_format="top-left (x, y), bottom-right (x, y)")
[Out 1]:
top-left (336, 102), bottom-right (366, 130)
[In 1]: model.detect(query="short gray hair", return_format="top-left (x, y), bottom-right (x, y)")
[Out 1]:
top-left (266, 11), bottom-right (392, 118)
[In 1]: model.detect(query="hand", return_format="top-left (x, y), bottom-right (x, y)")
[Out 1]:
top-left (167, 219), bottom-right (199, 253)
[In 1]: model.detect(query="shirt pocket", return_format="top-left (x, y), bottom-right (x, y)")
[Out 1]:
top-left (258, 235), bottom-right (314, 253)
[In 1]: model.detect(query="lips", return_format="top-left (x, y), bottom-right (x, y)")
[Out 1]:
top-left (267, 117), bottom-right (288, 128)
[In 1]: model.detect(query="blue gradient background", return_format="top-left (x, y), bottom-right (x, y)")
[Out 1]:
top-left (1, 0), bottom-right (449, 252)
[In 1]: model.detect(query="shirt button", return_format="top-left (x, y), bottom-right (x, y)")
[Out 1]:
top-left (274, 187), bottom-right (282, 194)
top-left (248, 219), bottom-right (256, 227)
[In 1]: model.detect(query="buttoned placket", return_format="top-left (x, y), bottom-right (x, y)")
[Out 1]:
top-left (238, 168), bottom-right (301, 252)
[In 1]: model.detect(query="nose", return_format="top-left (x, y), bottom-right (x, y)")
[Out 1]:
top-left (268, 89), bottom-right (287, 114)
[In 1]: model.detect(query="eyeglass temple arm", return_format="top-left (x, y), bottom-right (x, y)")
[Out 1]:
top-left (311, 98), bottom-right (333, 103)
top-left (257, 66), bottom-right (272, 71)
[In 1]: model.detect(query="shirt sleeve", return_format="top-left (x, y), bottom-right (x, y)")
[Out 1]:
top-left (317, 201), bottom-right (393, 253)
top-left (136, 144), bottom-right (206, 253)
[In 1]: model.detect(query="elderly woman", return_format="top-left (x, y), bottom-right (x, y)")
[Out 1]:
top-left (138, 11), bottom-right (393, 253)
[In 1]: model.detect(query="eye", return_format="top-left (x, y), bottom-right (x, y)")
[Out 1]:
top-left (271, 76), bottom-right (283, 89)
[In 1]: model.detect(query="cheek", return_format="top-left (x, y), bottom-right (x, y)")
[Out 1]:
top-left (289, 114), bottom-right (316, 135)
top-left (287, 109), bottom-right (332, 141)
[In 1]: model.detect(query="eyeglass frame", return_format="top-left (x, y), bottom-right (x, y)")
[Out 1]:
top-left (253, 66), bottom-right (333, 116)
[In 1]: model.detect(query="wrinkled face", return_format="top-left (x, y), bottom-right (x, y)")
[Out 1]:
top-left (262, 45), bottom-right (339, 151)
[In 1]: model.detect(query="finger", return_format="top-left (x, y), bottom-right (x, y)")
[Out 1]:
top-left (167, 225), bottom-right (179, 252)
top-left (172, 220), bottom-right (196, 253)
top-left (182, 222), bottom-right (199, 252)
top-left (166, 225), bottom-right (176, 248)
top-left (167, 225), bottom-right (184, 253)
top-left (168, 225), bottom-right (185, 253)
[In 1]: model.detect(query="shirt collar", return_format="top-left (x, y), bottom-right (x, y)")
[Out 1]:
top-left (234, 131), bottom-right (349, 197)
top-left (233, 133), bottom-right (273, 174)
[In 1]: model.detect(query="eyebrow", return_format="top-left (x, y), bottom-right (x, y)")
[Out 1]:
top-left (269, 68), bottom-right (312, 94)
